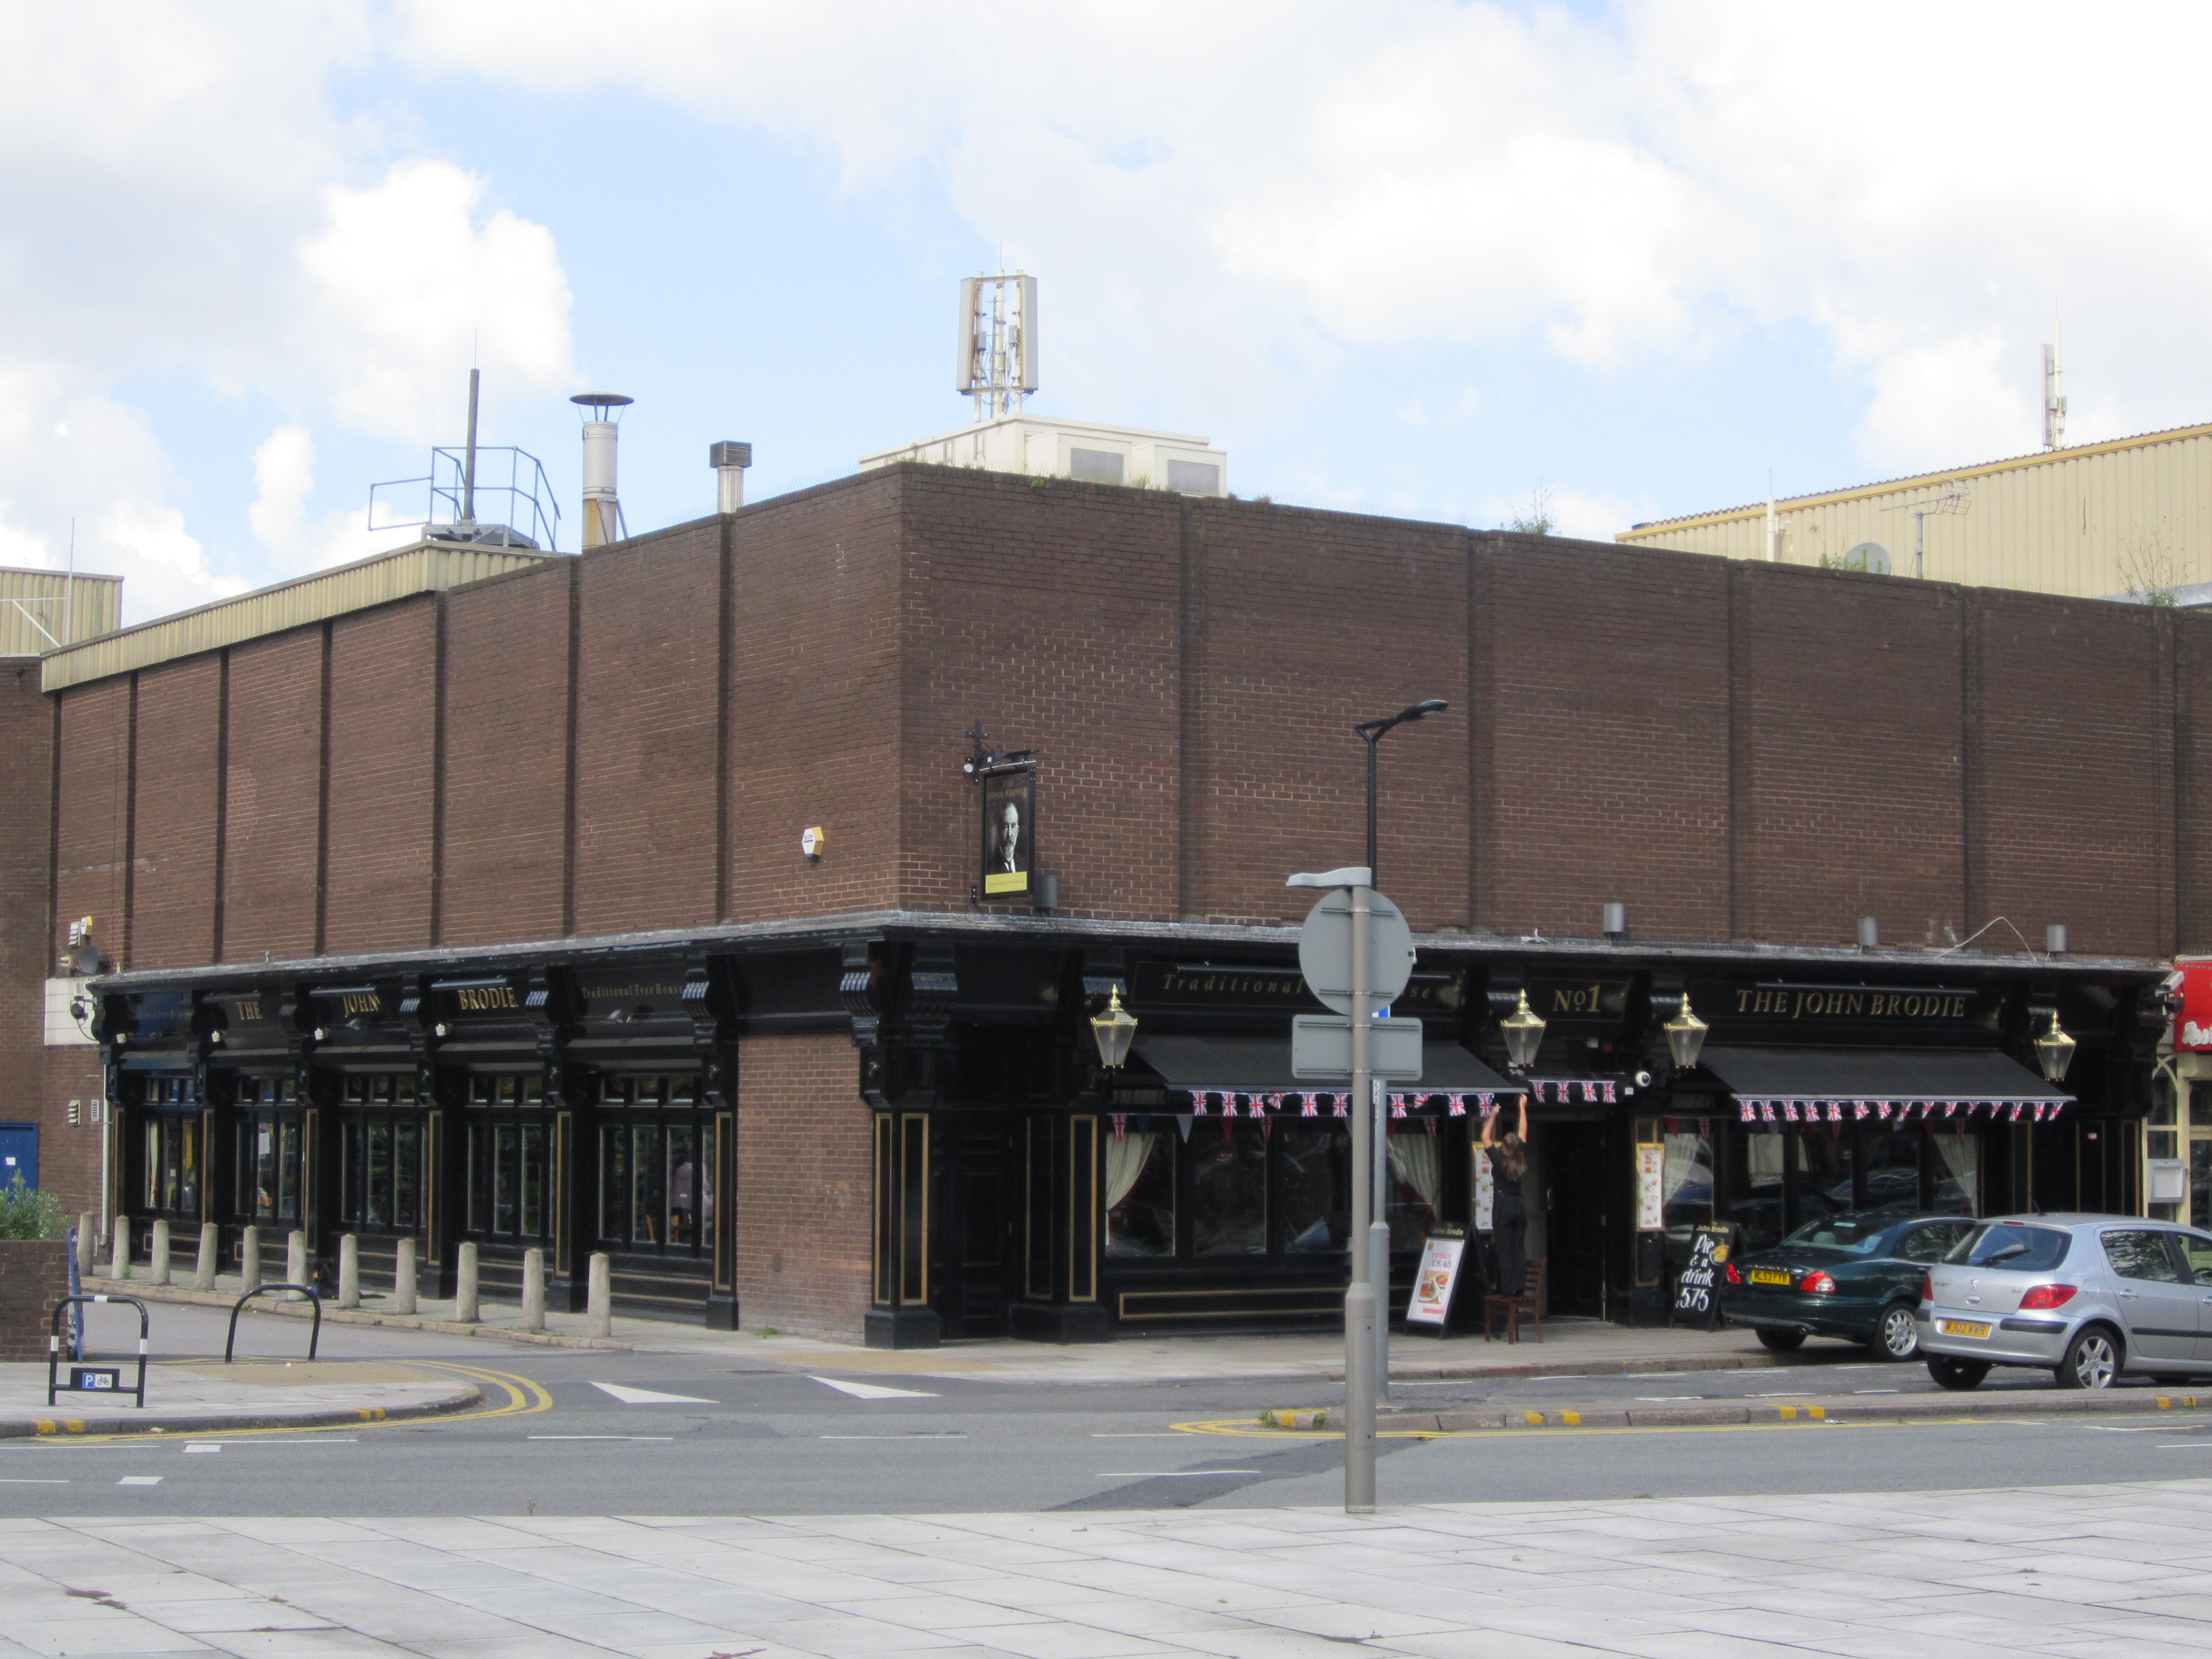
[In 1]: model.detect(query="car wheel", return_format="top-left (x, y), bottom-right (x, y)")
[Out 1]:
top-left (1870, 1302), bottom-right (1919, 1362)
top-left (1755, 1328), bottom-right (1806, 1353)
top-left (2055, 1326), bottom-right (2121, 1390)
top-left (1926, 1355), bottom-right (1990, 1390)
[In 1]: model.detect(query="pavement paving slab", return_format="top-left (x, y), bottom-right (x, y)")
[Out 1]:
top-left (0, 1360), bottom-right (480, 1439)
top-left (11, 1483), bottom-right (2209, 1657)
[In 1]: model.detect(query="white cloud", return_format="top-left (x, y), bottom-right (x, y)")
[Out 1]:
top-left (297, 160), bottom-right (575, 442)
top-left (248, 422), bottom-right (423, 577)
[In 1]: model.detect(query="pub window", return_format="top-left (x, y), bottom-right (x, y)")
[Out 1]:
top-left (1661, 1117), bottom-right (1714, 1241)
top-left (464, 1074), bottom-right (554, 1245)
top-left (1930, 1125), bottom-right (1979, 1215)
top-left (237, 1118), bottom-right (302, 1222)
top-left (1792, 1118), bottom-right (1852, 1224)
top-left (1279, 1126), bottom-right (1348, 1254)
top-left (139, 1113), bottom-right (200, 1219)
top-left (1104, 1130), bottom-right (1174, 1257)
top-left (337, 1073), bottom-right (423, 1233)
top-left (1721, 1122), bottom-right (1785, 1252)
top-left (1192, 1123), bottom-right (1268, 1256)
top-left (1861, 1121), bottom-right (1921, 1216)
top-left (1385, 1125), bottom-right (1443, 1251)
top-left (594, 1073), bottom-right (713, 1258)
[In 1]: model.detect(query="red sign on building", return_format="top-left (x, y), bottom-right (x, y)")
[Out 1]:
top-left (2176, 961), bottom-right (2212, 1050)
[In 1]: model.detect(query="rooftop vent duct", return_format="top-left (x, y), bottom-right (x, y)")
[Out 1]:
top-left (571, 392), bottom-right (633, 548)
top-left (710, 441), bottom-right (752, 513)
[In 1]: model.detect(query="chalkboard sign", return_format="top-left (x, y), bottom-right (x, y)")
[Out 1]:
top-left (1405, 1229), bottom-right (1470, 1336)
top-left (1672, 1223), bottom-right (1734, 1330)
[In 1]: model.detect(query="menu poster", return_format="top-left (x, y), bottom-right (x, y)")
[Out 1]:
top-left (1635, 1143), bottom-right (1666, 1231)
top-left (1474, 1151), bottom-right (1495, 1232)
top-left (1406, 1230), bottom-right (1470, 1334)
top-left (1672, 1222), bottom-right (1734, 1330)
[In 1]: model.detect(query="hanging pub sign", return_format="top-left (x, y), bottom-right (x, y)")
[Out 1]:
top-left (1405, 1227), bottom-right (1471, 1336)
top-left (2177, 959), bottom-right (2212, 1049)
top-left (1672, 1222), bottom-right (1734, 1330)
top-left (981, 765), bottom-right (1036, 898)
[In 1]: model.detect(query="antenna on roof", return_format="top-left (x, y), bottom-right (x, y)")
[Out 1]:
top-left (2043, 322), bottom-right (2067, 451)
top-left (957, 273), bottom-right (1037, 422)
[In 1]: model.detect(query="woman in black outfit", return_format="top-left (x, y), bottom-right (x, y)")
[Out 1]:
top-left (1479, 1095), bottom-right (1529, 1296)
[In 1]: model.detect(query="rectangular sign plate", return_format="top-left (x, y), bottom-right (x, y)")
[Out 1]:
top-left (1748, 1268), bottom-right (1793, 1287)
top-left (1290, 1014), bottom-right (1424, 1081)
top-left (1938, 1319), bottom-right (1992, 1339)
top-left (67, 1368), bottom-right (119, 1391)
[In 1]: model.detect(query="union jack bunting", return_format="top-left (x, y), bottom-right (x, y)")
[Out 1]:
top-left (1853, 1101), bottom-right (1870, 1119)
top-left (1300, 1096), bottom-right (1318, 1117)
top-left (1759, 1102), bottom-right (1777, 1121)
top-left (1447, 1095), bottom-right (1467, 1117)
top-left (1110, 1113), bottom-right (1128, 1141)
top-left (1190, 1097), bottom-right (1209, 1116)
top-left (1389, 1098), bottom-right (1408, 1119)
top-left (1331, 1096), bottom-right (1350, 1118)
top-left (1739, 1101), bottom-right (1754, 1121)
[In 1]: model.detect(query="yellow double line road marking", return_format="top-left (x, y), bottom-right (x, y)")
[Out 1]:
top-left (26, 1361), bottom-right (551, 1444)
top-left (1174, 1413), bottom-right (2055, 1441)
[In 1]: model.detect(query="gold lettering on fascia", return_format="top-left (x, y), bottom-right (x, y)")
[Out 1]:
top-left (1159, 971), bottom-right (1304, 997)
top-left (339, 993), bottom-right (380, 1017)
top-left (584, 982), bottom-right (686, 1004)
top-left (231, 999), bottom-right (263, 1023)
top-left (1546, 982), bottom-right (1608, 1016)
top-left (1733, 988), bottom-right (1971, 1022)
top-left (455, 985), bottom-right (520, 1012)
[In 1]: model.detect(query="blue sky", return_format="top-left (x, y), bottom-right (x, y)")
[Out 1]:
top-left (8, 2), bottom-right (2210, 622)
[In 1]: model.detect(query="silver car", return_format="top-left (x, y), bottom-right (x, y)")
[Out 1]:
top-left (1918, 1214), bottom-right (2212, 1390)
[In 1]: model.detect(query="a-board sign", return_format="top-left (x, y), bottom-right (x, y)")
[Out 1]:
top-left (1672, 1223), bottom-right (1734, 1330)
top-left (1405, 1228), bottom-right (1470, 1334)
top-left (67, 1367), bottom-right (119, 1392)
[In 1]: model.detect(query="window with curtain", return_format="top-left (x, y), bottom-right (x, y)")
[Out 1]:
top-left (1104, 1132), bottom-right (1173, 1257)
top-left (1793, 1120), bottom-right (1852, 1225)
top-left (1386, 1127), bottom-right (1442, 1251)
top-left (1661, 1118), bottom-right (1713, 1247)
top-left (1931, 1127), bottom-right (1979, 1216)
top-left (1861, 1123), bottom-right (1921, 1217)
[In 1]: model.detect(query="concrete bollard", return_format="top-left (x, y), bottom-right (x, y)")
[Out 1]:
top-left (151, 1219), bottom-right (172, 1287)
top-left (111, 1214), bottom-right (130, 1281)
top-left (586, 1252), bottom-right (612, 1338)
top-left (337, 1234), bottom-right (360, 1309)
top-left (521, 1247), bottom-right (546, 1332)
top-left (77, 1211), bottom-right (96, 1274)
top-left (391, 1237), bottom-right (418, 1314)
top-left (193, 1223), bottom-right (218, 1291)
top-left (286, 1230), bottom-right (307, 1297)
top-left (455, 1241), bottom-right (479, 1323)
top-left (241, 1225), bottom-right (262, 1291)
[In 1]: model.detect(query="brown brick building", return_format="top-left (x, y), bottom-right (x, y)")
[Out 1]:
top-left (1, 463), bottom-right (2188, 1342)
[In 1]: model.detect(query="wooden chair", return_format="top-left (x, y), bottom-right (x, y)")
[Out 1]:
top-left (1483, 1257), bottom-right (1548, 1344)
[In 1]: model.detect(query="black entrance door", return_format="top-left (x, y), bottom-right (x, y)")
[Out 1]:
top-left (940, 1114), bottom-right (1016, 1338)
top-left (1541, 1122), bottom-right (1611, 1318)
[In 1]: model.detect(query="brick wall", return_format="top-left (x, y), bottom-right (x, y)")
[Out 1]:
top-left (727, 476), bottom-right (904, 922)
top-left (0, 663), bottom-right (50, 1076)
top-left (733, 1031), bottom-right (869, 1338)
top-left (897, 470), bottom-right (1187, 921)
top-left (324, 599), bottom-right (437, 954)
top-left (441, 564), bottom-right (572, 946)
top-left (53, 679), bottom-right (131, 967)
top-left (221, 630), bottom-right (324, 963)
top-left (129, 656), bottom-right (222, 968)
top-left (0, 1240), bottom-right (69, 1363)
top-left (572, 522), bottom-right (724, 936)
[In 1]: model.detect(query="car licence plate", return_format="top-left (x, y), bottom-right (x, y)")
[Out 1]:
top-left (1748, 1268), bottom-right (1793, 1286)
top-left (1938, 1319), bottom-right (1992, 1339)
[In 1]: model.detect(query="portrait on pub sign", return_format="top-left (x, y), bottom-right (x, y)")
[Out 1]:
top-left (982, 767), bottom-right (1035, 897)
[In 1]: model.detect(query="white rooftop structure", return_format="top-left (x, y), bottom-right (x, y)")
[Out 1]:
top-left (860, 414), bottom-right (1228, 497)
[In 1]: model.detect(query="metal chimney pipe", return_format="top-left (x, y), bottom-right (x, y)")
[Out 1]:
top-left (570, 392), bottom-right (633, 549)
top-left (710, 441), bottom-right (752, 514)
top-left (461, 368), bottom-right (480, 525)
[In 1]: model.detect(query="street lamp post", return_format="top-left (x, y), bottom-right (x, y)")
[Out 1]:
top-left (1350, 700), bottom-right (1448, 1411)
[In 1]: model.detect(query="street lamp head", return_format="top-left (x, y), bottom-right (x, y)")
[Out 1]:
top-left (1664, 995), bottom-right (1710, 1073)
top-left (1500, 988), bottom-right (1547, 1071)
top-left (1090, 986), bottom-right (1139, 1071)
top-left (2034, 1010), bottom-right (2076, 1084)
top-left (1355, 698), bottom-right (1451, 739)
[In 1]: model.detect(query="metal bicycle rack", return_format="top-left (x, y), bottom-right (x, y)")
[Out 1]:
top-left (48, 1294), bottom-right (149, 1409)
top-left (224, 1284), bottom-right (322, 1364)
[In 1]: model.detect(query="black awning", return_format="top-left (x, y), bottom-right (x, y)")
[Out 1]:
top-left (1702, 1046), bottom-right (2070, 1118)
top-left (1132, 1035), bottom-right (1521, 1102)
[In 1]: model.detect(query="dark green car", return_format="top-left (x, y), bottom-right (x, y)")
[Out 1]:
top-left (1719, 1213), bottom-right (1973, 1360)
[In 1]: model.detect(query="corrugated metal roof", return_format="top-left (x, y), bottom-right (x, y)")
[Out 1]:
top-left (0, 566), bottom-right (122, 657)
top-left (1620, 419), bottom-right (2212, 535)
top-left (39, 540), bottom-right (564, 693)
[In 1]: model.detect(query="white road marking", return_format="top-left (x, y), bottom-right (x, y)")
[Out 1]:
top-left (117, 1476), bottom-right (161, 1486)
top-left (1636, 1396), bottom-right (1701, 1402)
top-left (811, 1376), bottom-right (938, 1400)
top-left (1854, 1389), bottom-right (1901, 1395)
top-left (528, 1435), bottom-right (675, 1441)
top-left (1099, 1471), bottom-right (1251, 1478)
top-left (0, 1479), bottom-right (68, 1484)
top-left (590, 1382), bottom-right (718, 1405)
top-left (820, 1434), bottom-right (968, 1440)
top-left (185, 1444), bottom-right (222, 1453)
top-left (1092, 1433), bottom-right (1189, 1438)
